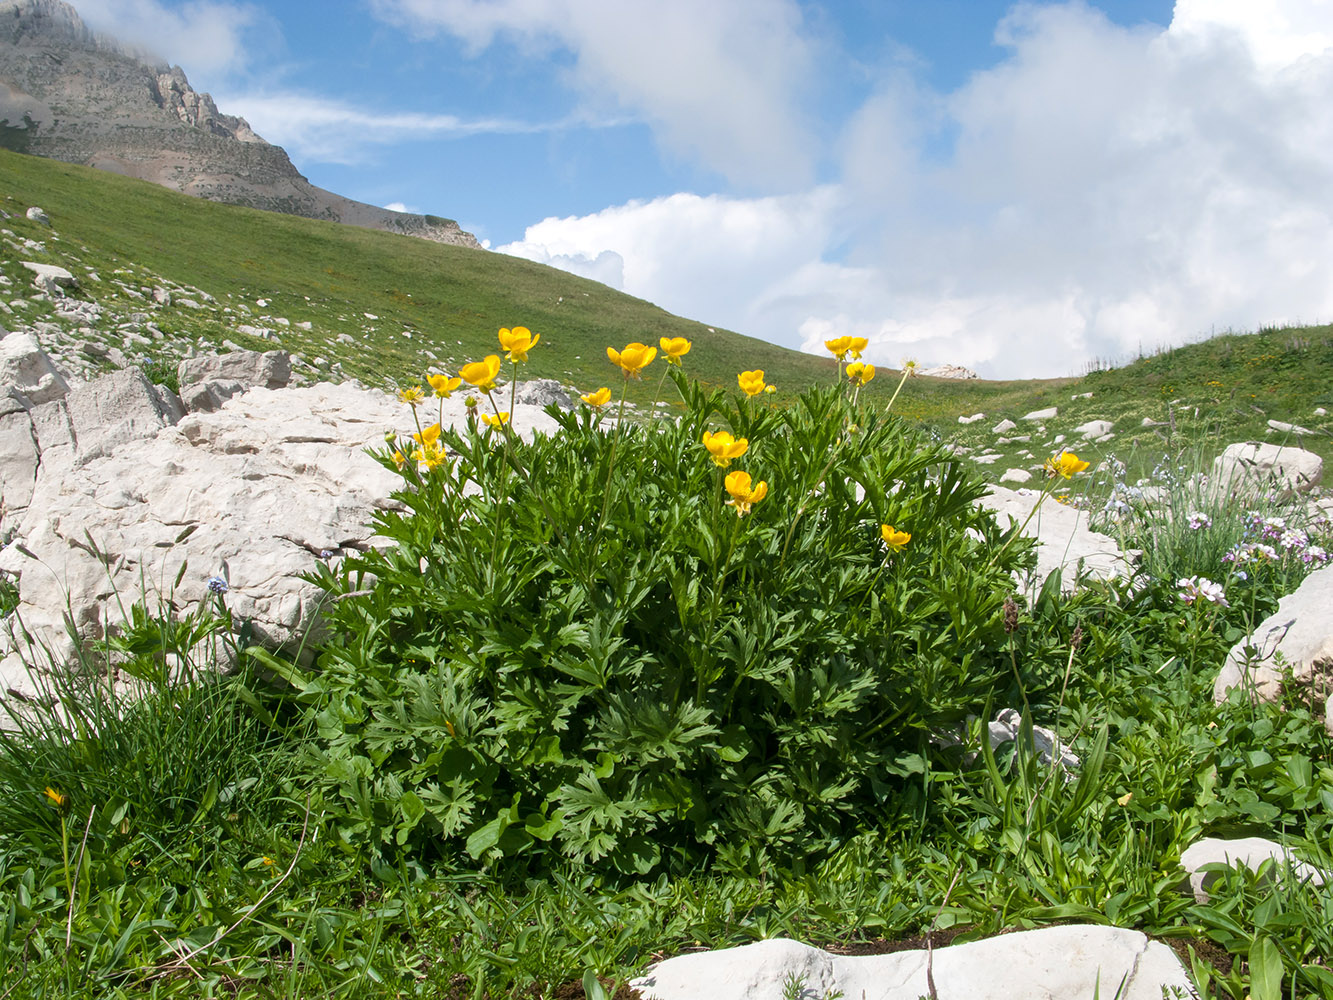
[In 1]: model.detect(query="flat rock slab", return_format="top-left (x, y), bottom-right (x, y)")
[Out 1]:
top-left (630, 927), bottom-right (1197, 1000)
top-left (978, 486), bottom-right (1131, 591)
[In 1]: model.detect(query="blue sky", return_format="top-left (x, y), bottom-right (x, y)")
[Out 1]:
top-left (70, 0), bottom-right (1333, 378)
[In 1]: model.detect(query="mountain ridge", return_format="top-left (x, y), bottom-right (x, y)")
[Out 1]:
top-left (0, 0), bottom-right (481, 248)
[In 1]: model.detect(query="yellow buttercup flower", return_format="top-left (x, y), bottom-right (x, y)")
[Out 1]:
top-left (846, 362), bottom-right (875, 387)
top-left (660, 337), bottom-right (692, 365)
top-left (825, 336), bottom-right (854, 361)
top-left (392, 449), bottom-right (407, 470)
top-left (481, 411), bottom-right (510, 429)
top-left (460, 355), bottom-right (503, 392)
top-left (427, 373), bottom-right (462, 398)
top-left (737, 369), bottom-right (769, 397)
top-left (880, 524), bottom-right (911, 552)
top-left (1045, 451), bottom-right (1090, 479)
top-left (44, 786), bottom-right (67, 809)
top-left (848, 337), bottom-right (869, 359)
top-left (724, 470), bottom-right (768, 516)
top-left (607, 342), bottom-right (657, 377)
top-left (581, 387), bottom-right (612, 408)
top-left (398, 385), bottom-right (425, 406)
top-left (498, 326), bottom-right (540, 362)
top-left (412, 423), bottom-right (442, 448)
top-left (702, 430), bottom-right (749, 467)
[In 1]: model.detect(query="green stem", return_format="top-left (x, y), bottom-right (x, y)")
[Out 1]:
top-left (699, 511), bottom-right (742, 704)
top-left (884, 368), bottom-right (911, 413)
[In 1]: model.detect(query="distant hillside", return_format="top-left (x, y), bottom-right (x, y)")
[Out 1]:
top-left (0, 146), bottom-right (844, 405)
top-left (0, 0), bottom-right (479, 247)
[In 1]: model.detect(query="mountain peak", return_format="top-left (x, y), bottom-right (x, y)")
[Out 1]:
top-left (0, 0), bottom-right (480, 248)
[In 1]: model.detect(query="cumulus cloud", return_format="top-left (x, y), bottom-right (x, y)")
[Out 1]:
top-left (501, 1), bottom-right (1333, 378)
top-left (70, 0), bottom-right (269, 77)
top-left (369, 0), bottom-right (819, 189)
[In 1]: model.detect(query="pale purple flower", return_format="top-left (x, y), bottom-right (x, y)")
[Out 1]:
top-left (1178, 576), bottom-right (1228, 607)
top-left (206, 575), bottom-right (229, 595)
top-left (1187, 511), bottom-right (1212, 530)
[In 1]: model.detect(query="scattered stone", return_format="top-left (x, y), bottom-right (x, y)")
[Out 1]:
top-left (988, 708), bottom-right (1080, 772)
top-left (1000, 468), bottom-right (1032, 484)
top-left (958, 413), bottom-right (986, 424)
top-left (1214, 564), bottom-right (1333, 704)
top-left (1141, 416), bottom-right (1161, 427)
top-left (1023, 407), bottom-right (1057, 422)
top-left (629, 927), bottom-right (1194, 1000)
top-left (919, 363), bottom-right (977, 379)
top-left (20, 262), bottom-right (77, 289)
top-left (1267, 419), bottom-right (1312, 435)
top-left (1074, 419), bottom-right (1113, 438)
top-left (1180, 837), bottom-right (1326, 904)
top-left (1212, 441), bottom-right (1323, 497)
top-left (1071, 392), bottom-right (1093, 400)
top-left (512, 379), bottom-right (573, 410)
top-left (152, 287), bottom-right (171, 305)
top-left (972, 453), bottom-right (1003, 465)
top-left (1315, 407), bottom-right (1327, 417)
top-left (25, 207), bottom-right (50, 225)
top-left (992, 419), bottom-right (1017, 434)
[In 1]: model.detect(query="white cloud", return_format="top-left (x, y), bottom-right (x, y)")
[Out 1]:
top-left (500, 1), bottom-right (1333, 379)
top-left (213, 90), bottom-right (570, 163)
top-left (369, 0), bottom-right (819, 189)
top-left (70, 0), bottom-right (268, 77)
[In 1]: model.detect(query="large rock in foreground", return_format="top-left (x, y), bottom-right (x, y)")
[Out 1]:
top-left (1212, 441), bottom-right (1323, 497)
top-left (0, 339), bottom-right (564, 702)
top-left (629, 927), bottom-right (1196, 1000)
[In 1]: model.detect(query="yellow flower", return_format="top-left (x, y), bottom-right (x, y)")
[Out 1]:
top-left (737, 369), bottom-right (769, 397)
top-left (498, 326), bottom-right (540, 362)
top-left (825, 336), bottom-right (854, 361)
top-left (724, 470), bottom-right (769, 516)
top-left (392, 449), bottom-right (407, 470)
top-left (880, 524), bottom-right (911, 552)
top-left (1117, 792), bottom-right (1133, 807)
top-left (607, 342), bottom-right (657, 377)
top-left (460, 355), bottom-right (503, 392)
top-left (702, 430), bottom-right (749, 467)
top-left (846, 362), bottom-right (876, 386)
top-left (581, 387), bottom-right (612, 408)
top-left (660, 337), bottom-right (692, 365)
top-left (481, 411), bottom-right (510, 429)
top-left (412, 423), bottom-right (442, 448)
top-left (1044, 451), bottom-right (1090, 479)
top-left (398, 385), bottom-right (425, 406)
top-left (44, 786), bottom-right (67, 809)
top-left (427, 373), bottom-right (462, 398)
top-left (262, 856), bottom-right (276, 867)
top-left (848, 337), bottom-right (869, 359)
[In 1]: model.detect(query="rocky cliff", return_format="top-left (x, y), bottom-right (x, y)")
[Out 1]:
top-left (0, 0), bottom-right (481, 248)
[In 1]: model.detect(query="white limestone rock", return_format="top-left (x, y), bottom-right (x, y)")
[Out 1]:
top-left (1075, 419), bottom-right (1113, 438)
top-left (512, 378), bottom-right (573, 410)
top-left (21, 262), bottom-right (77, 289)
top-left (0, 375), bottom-right (567, 693)
top-left (977, 486), bottom-right (1131, 591)
top-left (1267, 419), bottom-right (1312, 436)
top-left (958, 413), bottom-right (985, 424)
top-left (1000, 468), bottom-right (1032, 484)
top-left (1214, 564), bottom-right (1333, 704)
top-left (629, 927), bottom-right (1196, 1000)
top-left (25, 207), bottom-right (50, 225)
top-left (177, 349), bottom-right (291, 391)
top-left (919, 363), bottom-right (977, 379)
top-left (1023, 406), bottom-right (1058, 421)
top-left (992, 419), bottom-right (1017, 434)
top-left (1, 330), bottom-right (70, 406)
top-left (1180, 837), bottom-right (1327, 904)
top-left (1212, 442), bottom-right (1322, 497)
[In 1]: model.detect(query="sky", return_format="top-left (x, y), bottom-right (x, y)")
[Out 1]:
top-left (66, 0), bottom-right (1333, 378)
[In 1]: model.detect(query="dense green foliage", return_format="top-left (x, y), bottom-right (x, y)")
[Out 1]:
top-left (298, 371), bottom-right (1028, 874)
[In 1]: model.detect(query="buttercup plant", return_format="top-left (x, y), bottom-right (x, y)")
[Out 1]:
top-left (304, 337), bottom-right (1028, 876)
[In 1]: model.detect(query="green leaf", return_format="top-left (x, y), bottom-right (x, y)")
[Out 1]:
top-left (1249, 935), bottom-right (1284, 1000)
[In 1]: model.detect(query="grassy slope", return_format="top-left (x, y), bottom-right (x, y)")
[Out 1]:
top-left (2, 147), bottom-right (1331, 479)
